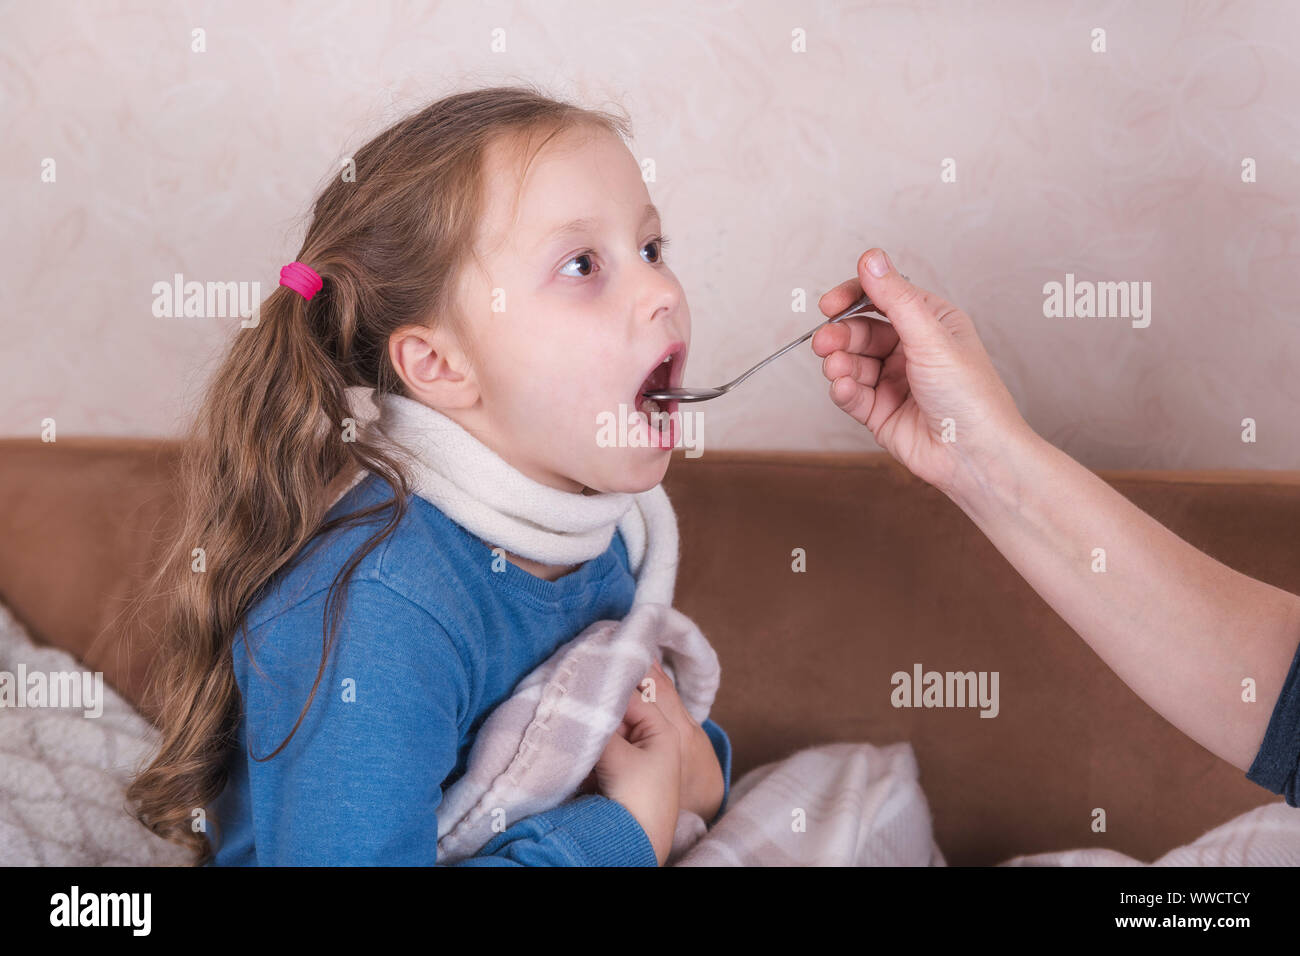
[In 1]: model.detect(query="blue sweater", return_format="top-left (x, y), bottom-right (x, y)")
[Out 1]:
top-left (210, 472), bottom-right (732, 866)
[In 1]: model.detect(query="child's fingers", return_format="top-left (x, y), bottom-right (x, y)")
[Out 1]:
top-left (644, 659), bottom-right (696, 729)
top-left (642, 660), bottom-right (677, 704)
top-left (620, 686), bottom-right (666, 736)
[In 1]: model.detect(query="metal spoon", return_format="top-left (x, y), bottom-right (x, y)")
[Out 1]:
top-left (642, 283), bottom-right (902, 403)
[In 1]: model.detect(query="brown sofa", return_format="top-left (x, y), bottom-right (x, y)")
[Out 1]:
top-left (1, 436), bottom-right (1296, 866)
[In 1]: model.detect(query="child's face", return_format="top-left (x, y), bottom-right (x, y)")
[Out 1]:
top-left (451, 125), bottom-right (691, 495)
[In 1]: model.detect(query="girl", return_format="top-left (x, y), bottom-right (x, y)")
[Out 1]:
top-left (126, 86), bottom-right (730, 866)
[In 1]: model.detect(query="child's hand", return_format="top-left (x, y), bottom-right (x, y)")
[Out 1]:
top-left (577, 661), bottom-right (725, 828)
top-left (591, 688), bottom-right (682, 865)
top-left (637, 660), bottom-right (725, 823)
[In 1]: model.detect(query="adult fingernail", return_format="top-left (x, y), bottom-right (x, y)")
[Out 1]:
top-left (867, 249), bottom-right (892, 277)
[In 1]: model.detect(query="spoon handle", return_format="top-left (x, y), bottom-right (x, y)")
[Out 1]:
top-left (719, 291), bottom-right (881, 392)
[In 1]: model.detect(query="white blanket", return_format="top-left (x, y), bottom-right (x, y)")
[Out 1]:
top-left (435, 600), bottom-right (946, 866)
top-left (996, 801), bottom-right (1300, 866)
top-left (675, 740), bottom-right (947, 866)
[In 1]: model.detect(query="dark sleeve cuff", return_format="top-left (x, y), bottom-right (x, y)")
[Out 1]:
top-left (1245, 639), bottom-right (1300, 807)
top-left (701, 717), bottom-right (733, 825)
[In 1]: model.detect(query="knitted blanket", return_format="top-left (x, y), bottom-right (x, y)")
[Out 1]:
top-left (0, 599), bottom-right (189, 865)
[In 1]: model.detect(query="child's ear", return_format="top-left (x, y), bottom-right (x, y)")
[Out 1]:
top-left (388, 324), bottom-right (480, 410)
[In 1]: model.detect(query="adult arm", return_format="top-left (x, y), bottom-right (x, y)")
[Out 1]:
top-left (949, 417), bottom-right (1300, 776)
top-left (812, 249), bottom-right (1300, 786)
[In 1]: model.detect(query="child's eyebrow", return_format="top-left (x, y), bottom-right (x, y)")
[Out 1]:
top-left (537, 203), bottom-right (661, 249)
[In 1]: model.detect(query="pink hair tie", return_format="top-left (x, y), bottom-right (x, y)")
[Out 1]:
top-left (279, 261), bottom-right (323, 301)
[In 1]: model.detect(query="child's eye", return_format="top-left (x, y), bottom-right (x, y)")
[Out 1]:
top-left (559, 252), bottom-right (596, 278)
top-left (642, 234), bottom-right (671, 264)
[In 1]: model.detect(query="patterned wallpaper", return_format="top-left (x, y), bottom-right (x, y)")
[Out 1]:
top-left (4, 0), bottom-right (1298, 468)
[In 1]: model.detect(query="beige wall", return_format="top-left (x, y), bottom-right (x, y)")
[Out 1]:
top-left (4, 1), bottom-right (1298, 468)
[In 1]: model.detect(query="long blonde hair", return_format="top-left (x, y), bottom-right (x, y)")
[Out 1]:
top-left (125, 85), bottom-right (631, 864)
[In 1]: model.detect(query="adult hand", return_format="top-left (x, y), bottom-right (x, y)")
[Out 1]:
top-left (811, 248), bottom-right (1030, 500)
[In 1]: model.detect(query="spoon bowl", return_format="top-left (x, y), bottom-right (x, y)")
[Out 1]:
top-left (650, 386), bottom-right (725, 404)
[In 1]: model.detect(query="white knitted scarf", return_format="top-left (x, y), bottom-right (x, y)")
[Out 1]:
top-left (336, 391), bottom-right (679, 607)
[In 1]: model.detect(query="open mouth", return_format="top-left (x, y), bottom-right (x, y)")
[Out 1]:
top-left (634, 343), bottom-right (683, 443)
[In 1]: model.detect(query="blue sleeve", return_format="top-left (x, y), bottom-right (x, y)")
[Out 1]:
top-left (701, 717), bottom-right (733, 824)
top-left (235, 579), bottom-right (658, 865)
top-left (1245, 638), bottom-right (1300, 807)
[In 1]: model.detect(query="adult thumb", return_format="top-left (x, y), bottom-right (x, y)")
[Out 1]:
top-left (856, 249), bottom-right (946, 354)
